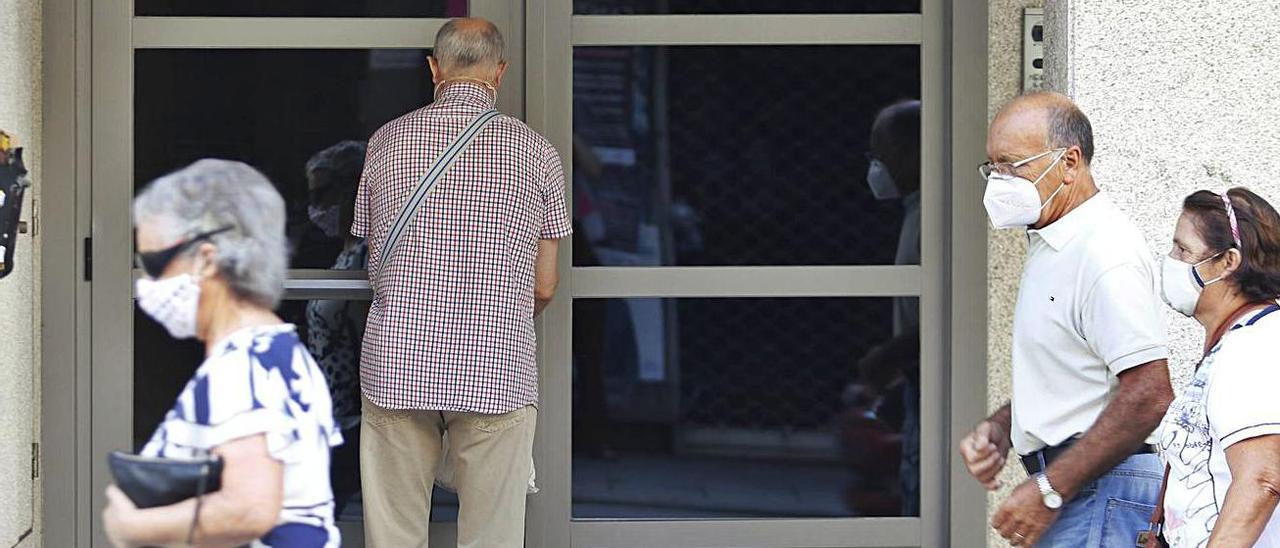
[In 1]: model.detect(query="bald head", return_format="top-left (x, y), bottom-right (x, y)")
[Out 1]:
top-left (985, 92), bottom-right (1099, 229)
top-left (870, 100), bottom-right (921, 193)
top-left (433, 18), bottom-right (506, 76)
top-left (990, 92), bottom-right (1094, 164)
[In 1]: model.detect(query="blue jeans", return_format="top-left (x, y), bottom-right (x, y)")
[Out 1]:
top-left (1035, 453), bottom-right (1163, 548)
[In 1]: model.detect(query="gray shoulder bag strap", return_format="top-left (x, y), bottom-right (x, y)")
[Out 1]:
top-left (376, 109), bottom-right (501, 280)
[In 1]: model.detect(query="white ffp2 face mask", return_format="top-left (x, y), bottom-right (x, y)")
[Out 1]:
top-left (982, 152), bottom-right (1066, 229)
top-left (136, 273), bottom-right (202, 339)
top-left (866, 160), bottom-right (901, 201)
top-left (1160, 252), bottom-right (1226, 317)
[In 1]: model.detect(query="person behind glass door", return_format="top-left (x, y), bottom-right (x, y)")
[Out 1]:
top-left (299, 140), bottom-right (369, 520)
top-left (959, 92), bottom-right (1174, 546)
top-left (104, 159), bottom-right (342, 547)
top-left (288, 155), bottom-right (349, 269)
top-left (854, 99), bottom-right (922, 517)
top-left (352, 17), bottom-right (572, 548)
top-left (1155, 188), bottom-right (1280, 547)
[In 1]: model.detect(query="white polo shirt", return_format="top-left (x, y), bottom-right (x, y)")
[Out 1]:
top-left (1010, 192), bottom-right (1169, 455)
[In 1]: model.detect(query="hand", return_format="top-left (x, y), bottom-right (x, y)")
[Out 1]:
top-left (103, 485), bottom-right (140, 548)
top-left (992, 479), bottom-right (1060, 546)
top-left (959, 419), bottom-right (1011, 490)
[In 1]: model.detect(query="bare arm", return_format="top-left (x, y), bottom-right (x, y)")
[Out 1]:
top-left (105, 434), bottom-right (284, 547)
top-left (1043, 359), bottom-right (1173, 499)
top-left (534, 238), bottom-right (560, 317)
top-left (1208, 435), bottom-right (1280, 547)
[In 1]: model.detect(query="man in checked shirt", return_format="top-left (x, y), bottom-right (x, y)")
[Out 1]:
top-left (351, 18), bottom-right (571, 548)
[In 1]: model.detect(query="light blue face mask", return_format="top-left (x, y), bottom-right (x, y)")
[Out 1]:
top-left (866, 159), bottom-right (901, 201)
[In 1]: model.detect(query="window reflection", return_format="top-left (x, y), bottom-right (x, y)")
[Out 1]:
top-left (293, 141), bottom-right (368, 271)
top-left (572, 45), bottom-right (921, 266)
top-left (571, 298), bottom-right (920, 519)
top-left (135, 49), bottom-right (434, 270)
top-left (575, 0), bottom-right (920, 14)
top-left (137, 0), bottom-right (464, 18)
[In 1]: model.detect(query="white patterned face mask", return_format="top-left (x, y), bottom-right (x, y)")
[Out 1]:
top-left (136, 273), bottom-right (202, 339)
top-left (1160, 251), bottom-right (1227, 318)
top-left (309, 204), bottom-right (342, 238)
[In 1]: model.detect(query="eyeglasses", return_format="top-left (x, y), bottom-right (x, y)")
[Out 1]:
top-left (135, 226), bottom-right (232, 279)
top-left (977, 148), bottom-right (1067, 180)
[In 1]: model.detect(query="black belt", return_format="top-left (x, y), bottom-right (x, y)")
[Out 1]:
top-left (1021, 440), bottom-right (1157, 475)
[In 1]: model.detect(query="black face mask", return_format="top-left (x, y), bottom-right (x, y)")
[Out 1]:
top-left (136, 226), bottom-right (232, 279)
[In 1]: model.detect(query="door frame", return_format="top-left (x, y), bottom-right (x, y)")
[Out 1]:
top-left (523, 0), bottom-right (989, 546)
top-left (39, 0), bottom-right (989, 546)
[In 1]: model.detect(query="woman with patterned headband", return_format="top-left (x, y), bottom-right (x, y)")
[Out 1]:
top-left (1154, 187), bottom-right (1280, 547)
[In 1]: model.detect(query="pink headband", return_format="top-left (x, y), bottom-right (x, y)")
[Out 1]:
top-left (1222, 193), bottom-right (1242, 249)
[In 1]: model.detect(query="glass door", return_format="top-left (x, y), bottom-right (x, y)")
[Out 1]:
top-left (90, 1), bottom-right (524, 546)
top-left (524, 0), bottom-right (955, 546)
top-left (87, 0), bottom-right (988, 545)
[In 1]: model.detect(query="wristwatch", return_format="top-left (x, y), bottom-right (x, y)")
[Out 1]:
top-left (1035, 473), bottom-right (1064, 510)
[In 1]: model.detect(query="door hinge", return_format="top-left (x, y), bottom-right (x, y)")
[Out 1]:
top-left (83, 237), bottom-right (92, 281)
top-left (30, 442), bottom-right (38, 479)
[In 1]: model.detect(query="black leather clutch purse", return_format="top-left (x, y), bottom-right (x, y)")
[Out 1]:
top-left (108, 451), bottom-right (224, 509)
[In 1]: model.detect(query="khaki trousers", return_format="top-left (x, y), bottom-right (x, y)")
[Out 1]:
top-left (360, 396), bottom-right (537, 548)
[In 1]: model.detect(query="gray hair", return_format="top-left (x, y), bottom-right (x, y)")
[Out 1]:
top-left (133, 159), bottom-right (289, 308)
top-left (433, 18), bottom-right (505, 73)
top-left (305, 140), bottom-right (367, 193)
top-left (1046, 101), bottom-right (1095, 164)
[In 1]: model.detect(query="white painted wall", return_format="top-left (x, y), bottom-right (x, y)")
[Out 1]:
top-left (1044, 0), bottom-right (1280, 389)
top-left (0, 0), bottom-right (41, 545)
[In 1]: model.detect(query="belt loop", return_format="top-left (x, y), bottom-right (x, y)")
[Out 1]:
top-left (1037, 450), bottom-right (1047, 473)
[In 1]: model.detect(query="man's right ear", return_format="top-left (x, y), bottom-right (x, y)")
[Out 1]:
top-left (1060, 146), bottom-right (1084, 184)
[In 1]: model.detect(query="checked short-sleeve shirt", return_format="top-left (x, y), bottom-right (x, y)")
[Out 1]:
top-left (352, 82), bottom-right (572, 414)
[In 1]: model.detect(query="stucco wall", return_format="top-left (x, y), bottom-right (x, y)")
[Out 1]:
top-left (1043, 0), bottom-right (1280, 389)
top-left (0, 0), bottom-right (42, 545)
top-left (986, 1), bottom-right (1042, 546)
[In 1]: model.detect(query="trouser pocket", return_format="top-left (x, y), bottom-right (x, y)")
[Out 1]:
top-left (1100, 497), bottom-right (1157, 547)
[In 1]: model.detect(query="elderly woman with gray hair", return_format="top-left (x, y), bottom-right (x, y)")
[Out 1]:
top-left (102, 159), bottom-right (342, 547)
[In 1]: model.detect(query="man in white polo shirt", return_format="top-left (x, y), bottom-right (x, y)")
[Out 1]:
top-left (959, 92), bottom-right (1175, 547)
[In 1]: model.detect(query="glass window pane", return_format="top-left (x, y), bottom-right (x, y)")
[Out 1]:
top-left (572, 297), bottom-right (921, 519)
top-left (133, 295), bottom-right (462, 524)
top-left (572, 46), bottom-right (921, 266)
top-left (137, 0), bottom-right (465, 18)
top-left (135, 49), bottom-right (434, 270)
top-left (575, 0), bottom-right (919, 14)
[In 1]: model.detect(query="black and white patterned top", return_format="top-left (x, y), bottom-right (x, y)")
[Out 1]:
top-left (1159, 304), bottom-right (1280, 548)
top-left (306, 240), bottom-right (368, 427)
top-left (142, 324), bottom-right (342, 547)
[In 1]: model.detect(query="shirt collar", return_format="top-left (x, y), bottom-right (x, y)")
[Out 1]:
top-left (435, 81), bottom-right (497, 109)
top-left (1027, 191), bottom-right (1111, 251)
